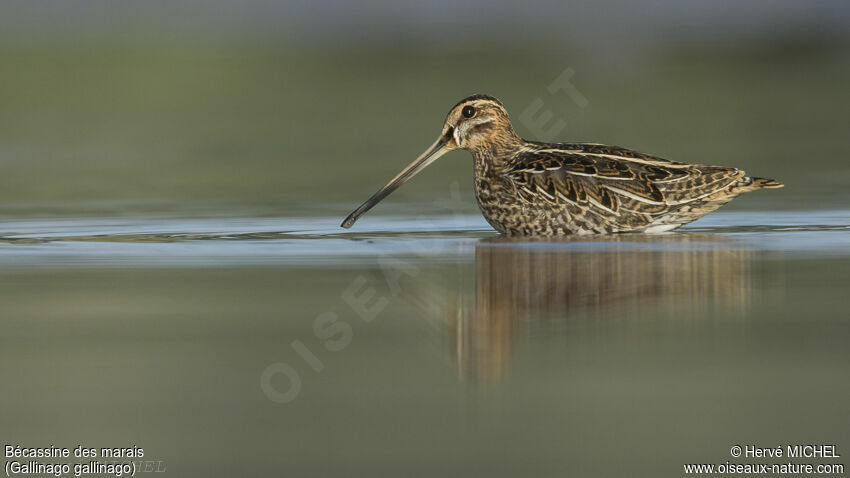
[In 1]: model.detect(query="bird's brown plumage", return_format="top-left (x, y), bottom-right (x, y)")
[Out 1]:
top-left (493, 142), bottom-right (779, 234)
top-left (342, 94), bottom-right (782, 235)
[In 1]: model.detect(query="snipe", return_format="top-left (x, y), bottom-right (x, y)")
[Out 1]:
top-left (341, 94), bottom-right (782, 235)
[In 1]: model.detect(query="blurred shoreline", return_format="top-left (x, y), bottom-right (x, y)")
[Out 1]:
top-left (0, 3), bottom-right (847, 212)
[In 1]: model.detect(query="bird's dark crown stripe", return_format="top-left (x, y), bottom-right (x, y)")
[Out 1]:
top-left (451, 94), bottom-right (505, 110)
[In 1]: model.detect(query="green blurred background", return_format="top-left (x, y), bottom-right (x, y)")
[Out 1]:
top-left (2, 4), bottom-right (849, 477)
top-left (0, 1), bottom-right (848, 216)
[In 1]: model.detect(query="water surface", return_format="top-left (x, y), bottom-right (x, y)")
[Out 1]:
top-left (1, 208), bottom-right (848, 476)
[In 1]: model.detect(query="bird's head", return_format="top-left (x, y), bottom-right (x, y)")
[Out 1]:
top-left (440, 94), bottom-right (517, 151)
top-left (341, 94), bottom-right (517, 229)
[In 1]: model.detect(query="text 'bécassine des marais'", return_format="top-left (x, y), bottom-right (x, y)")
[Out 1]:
top-left (5, 445), bottom-right (144, 459)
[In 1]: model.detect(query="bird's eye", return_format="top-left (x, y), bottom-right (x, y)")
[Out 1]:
top-left (462, 105), bottom-right (475, 118)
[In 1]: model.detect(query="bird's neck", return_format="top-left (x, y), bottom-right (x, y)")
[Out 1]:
top-left (468, 131), bottom-right (524, 171)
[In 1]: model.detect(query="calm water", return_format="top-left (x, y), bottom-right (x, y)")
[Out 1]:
top-left (1, 208), bottom-right (848, 476)
top-left (1, 11), bottom-right (848, 476)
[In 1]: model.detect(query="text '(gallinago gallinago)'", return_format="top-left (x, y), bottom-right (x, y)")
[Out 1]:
top-left (341, 94), bottom-right (782, 235)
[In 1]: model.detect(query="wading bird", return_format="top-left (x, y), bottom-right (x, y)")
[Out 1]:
top-left (341, 94), bottom-right (782, 235)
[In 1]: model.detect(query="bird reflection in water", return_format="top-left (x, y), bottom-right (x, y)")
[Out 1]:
top-left (414, 234), bottom-right (753, 382)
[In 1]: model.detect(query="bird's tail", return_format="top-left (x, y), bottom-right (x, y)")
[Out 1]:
top-left (743, 176), bottom-right (784, 190)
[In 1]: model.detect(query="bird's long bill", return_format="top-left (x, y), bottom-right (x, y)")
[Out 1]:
top-left (341, 137), bottom-right (449, 228)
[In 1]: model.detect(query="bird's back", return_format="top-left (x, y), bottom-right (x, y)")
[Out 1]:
top-left (475, 142), bottom-right (782, 235)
